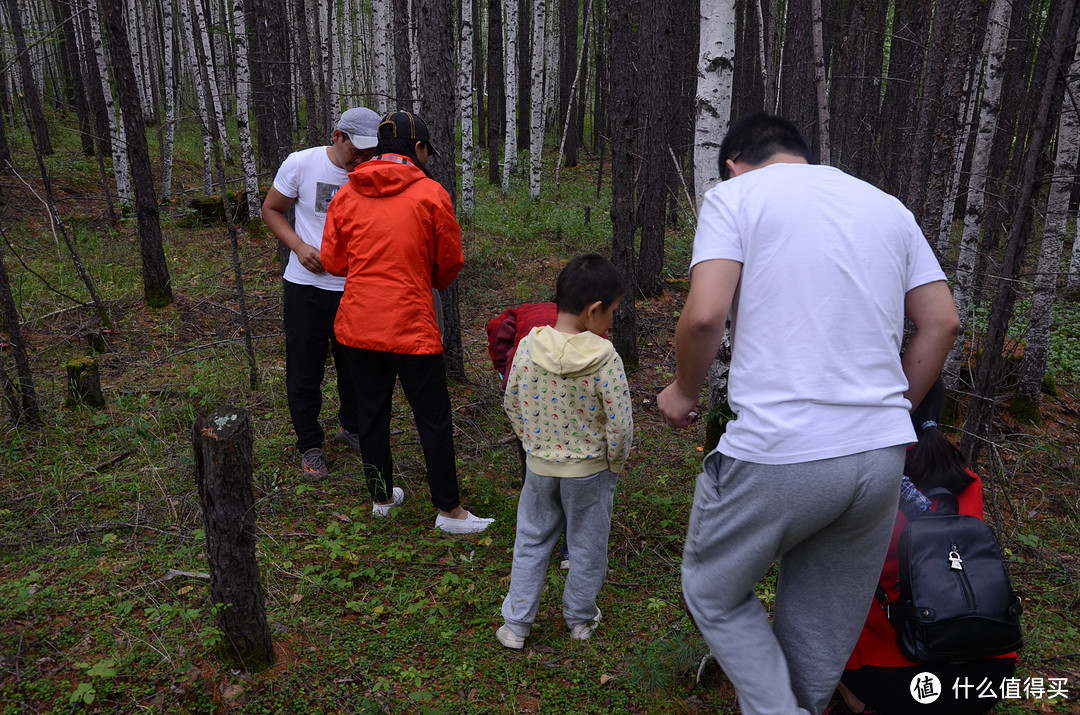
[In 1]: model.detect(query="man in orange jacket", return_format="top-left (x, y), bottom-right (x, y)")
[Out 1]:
top-left (321, 111), bottom-right (493, 534)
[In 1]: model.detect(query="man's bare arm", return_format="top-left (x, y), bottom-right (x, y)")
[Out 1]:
top-left (262, 186), bottom-right (325, 274)
top-left (902, 280), bottom-right (960, 409)
top-left (657, 259), bottom-right (742, 428)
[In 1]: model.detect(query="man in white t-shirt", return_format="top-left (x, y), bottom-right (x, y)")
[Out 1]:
top-left (263, 107), bottom-right (381, 478)
top-left (658, 114), bottom-right (960, 715)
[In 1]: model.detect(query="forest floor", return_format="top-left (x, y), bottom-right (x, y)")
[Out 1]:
top-left (1, 134), bottom-right (1078, 713)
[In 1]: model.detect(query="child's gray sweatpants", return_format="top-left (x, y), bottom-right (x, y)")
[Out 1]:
top-left (501, 466), bottom-right (618, 636)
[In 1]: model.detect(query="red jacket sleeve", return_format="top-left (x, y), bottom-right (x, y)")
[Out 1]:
top-left (320, 187), bottom-right (349, 277)
top-left (430, 184), bottom-right (463, 290)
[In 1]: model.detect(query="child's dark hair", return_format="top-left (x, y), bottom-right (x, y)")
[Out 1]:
top-left (718, 112), bottom-right (813, 180)
top-left (905, 378), bottom-right (974, 495)
top-left (555, 254), bottom-right (625, 314)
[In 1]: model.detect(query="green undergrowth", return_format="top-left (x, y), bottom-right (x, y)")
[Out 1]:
top-left (2, 118), bottom-right (1078, 713)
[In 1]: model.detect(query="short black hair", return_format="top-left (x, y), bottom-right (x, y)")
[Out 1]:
top-left (375, 136), bottom-right (424, 162)
top-left (555, 254), bottom-right (625, 314)
top-left (905, 378), bottom-right (975, 495)
top-left (718, 112), bottom-right (813, 180)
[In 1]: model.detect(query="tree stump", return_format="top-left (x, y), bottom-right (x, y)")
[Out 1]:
top-left (192, 406), bottom-right (274, 673)
top-left (65, 355), bottom-right (105, 408)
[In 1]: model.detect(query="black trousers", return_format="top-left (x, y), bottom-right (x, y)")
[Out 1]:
top-left (341, 347), bottom-right (460, 511)
top-left (283, 281), bottom-right (359, 453)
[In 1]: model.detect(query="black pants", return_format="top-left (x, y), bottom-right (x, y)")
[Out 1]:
top-left (283, 281), bottom-right (359, 453)
top-left (842, 658), bottom-right (1016, 715)
top-left (341, 347), bottom-right (460, 511)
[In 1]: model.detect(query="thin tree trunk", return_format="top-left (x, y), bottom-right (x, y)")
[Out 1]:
top-left (460, 0), bottom-right (475, 216)
top-left (528, 0), bottom-right (546, 199)
top-left (101, 0), bottom-right (173, 307)
top-left (559, 0), bottom-right (579, 167)
top-left (936, 40), bottom-right (986, 251)
top-left (52, 0), bottom-right (94, 155)
top-left (809, 0), bottom-right (830, 163)
top-left (162, 0), bottom-right (177, 200)
top-left (178, 0), bottom-right (213, 192)
top-left (0, 250), bottom-right (40, 425)
top-left (502, 0), bottom-right (519, 194)
top-left (293, 0), bottom-right (318, 145)
top-left (190, 0), bottom-right (231, 163)
top-left (556, 0), bottom-right (593, 191)
top-left (487, 0), bottom-right (504, 185)
top-left (942, 0), bottom-right (1011, 390)
top-left (233, 0), bottom-right (260, 220)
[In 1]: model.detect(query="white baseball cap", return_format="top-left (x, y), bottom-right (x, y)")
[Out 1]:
top-left (336, 107), bottom-right (380, 149)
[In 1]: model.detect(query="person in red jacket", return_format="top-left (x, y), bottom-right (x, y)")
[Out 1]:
top-left (826, 380), bottom-right (1016, 714)
top-left (321, 111), bottom-right (493, 534)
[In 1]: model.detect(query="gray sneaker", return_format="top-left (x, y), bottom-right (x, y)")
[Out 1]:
top-left (336, 427), bottom-right (361, 452)
top-left (301, 447), bottom-right (329, 479)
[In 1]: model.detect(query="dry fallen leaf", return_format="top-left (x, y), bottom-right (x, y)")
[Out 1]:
top-left (600, 674), bottom-right (613, 685)
top-left (290, 593), bottom-right (303, 605)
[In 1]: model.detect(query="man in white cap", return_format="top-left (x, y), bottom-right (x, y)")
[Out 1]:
top-left (263, 107), bottom-right (381, 478)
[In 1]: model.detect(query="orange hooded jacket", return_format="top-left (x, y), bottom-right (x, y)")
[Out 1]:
top-left (321, 155), bottom-right (464, 354)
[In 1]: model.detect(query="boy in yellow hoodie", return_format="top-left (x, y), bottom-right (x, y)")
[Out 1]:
top-left (497, 254), bottom-right (634, 649)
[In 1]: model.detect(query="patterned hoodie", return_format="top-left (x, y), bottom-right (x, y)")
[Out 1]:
top-left (504, 326), bottom-right (633, 478)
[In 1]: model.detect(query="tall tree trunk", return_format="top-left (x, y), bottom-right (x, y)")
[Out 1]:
top-left (487, 0), bottom-right (505, 185)
top-left (936, 41), bottom-right (985, 251)
top-left (879, 0), bottom-right (930, 198)
top-left (417, 0), bottom-right (464, 379)
top-left (87, 0), bottom-right (132, 202)
top-left (559, 0), bottom-right (580, 166)
top-left (809, 0), bottom-right (830, 164)
top-left (249, 0), bottom-right (293, 174)
top-left (473, 0), bottom-right (485, 148)
top-left (190, 0), bottom-right (231, 163)
top-left (3, 0), bottom-right (52, 154)
top-left (52, 0), bottom-right (94, 155)
top-left (179, 0), bottom-right (214, 192)
top-left (101, 0), bottom-right (173, 307)
top-left (609, 0), bottom-right (636, 364)
top-left (528, 0), bottom-right (547, 199)
top-left (162, 0), bottom-right (177, 200)
top-left (293, 0), bottom-right (318, 145)
top-left (502, 0), bottom-right (519, 194)
top-left (556, 0), bottom-right (593, 190)
top-left (373, 0), bottom-right (391, 113)
top-left (694, 0), bottom-right (736, 208)
top-left (942, 0), bottom-right (1011, 390)
top-left (460, 0), bottom-right (476, 216)
top-left (1017, 18), bottom-right (1080, 401)
top-left (516, 0), bottom-right (531, 153)
top-left (393, 0), bottom-right (413, 109)
top-left (234, 0), bottom-right (260, 220)
top-left (0, 250), bottom-right (40, 425)
top-left (962, 0), bottom-right (1077, 467)
top-left (779, 0), bottom-right (816, 156)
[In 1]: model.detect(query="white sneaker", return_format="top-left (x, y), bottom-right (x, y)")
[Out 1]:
top-left (372, 487), bottom-right (405, 517)
top-left (434, 510), bottom-right (494, 534)
top-left (496, 625), bottom-right (525, 650)
top-left (570, 609), bottom-right (601, 641)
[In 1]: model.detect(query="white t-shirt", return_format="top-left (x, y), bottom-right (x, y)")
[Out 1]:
top-left (691, 163), bottom-right (948, 465)
top-left (272, 146), bottom-right (349, 291)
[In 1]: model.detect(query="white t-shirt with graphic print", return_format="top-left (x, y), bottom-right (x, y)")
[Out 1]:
top-left (272, 145), bottom-right (349, 291)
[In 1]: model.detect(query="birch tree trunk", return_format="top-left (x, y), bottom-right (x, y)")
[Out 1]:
top-left (3, 0), bottom-right (51, 154)
top-left (190, 0), bottom-right (231, 162)
top-left (234, 0), bottom-right (260, 220)
top-left (502, 0), bottom-right (519, 194)
top-left (51, 0), bottom-right (94, 155)
top-left (87, 0), bottom-right (132, 202)
top-left (809, 0), bottom-right (829, 164)
top-left (460, 0), bottom-right (476, 216)
top-left (1017, 19), bottom-right (1080, 401)
top-left (179, 0), bottom-right (214, 192)
top-left (941, 0), bottom-right (1011, 390)
top-left (694, 0), bottom-right (736, 208)
top-left (936, 40), bottom-right (986, 251)
top-left (162, 0), bottom-right (176, 199)
top-left (373, 0), bottom-right (390, 113)
top-left (528, 0), bottom-right (547, 199)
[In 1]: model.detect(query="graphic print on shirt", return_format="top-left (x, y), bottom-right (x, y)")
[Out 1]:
top-left (314, 182), bottom-right (342, 214)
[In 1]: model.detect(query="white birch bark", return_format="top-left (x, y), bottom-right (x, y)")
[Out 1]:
top-left (1019, 21), bottom-right (1080, 396)
top-left (178, 0), bottom-right (214, 192)
top-left (502, 0), bottom-right (519, 194)
top-left (528, 0), bottom-right (546, 199)
top-left (460, 0), bottom-right (475, 216)
top-left (162, 0), bottom-right (176, 199)
top-left (126, 0), bottom-right (148, 111)
top-left (942, 0), bottom-right (1011, 389)
top-left (87, 0), bottom-right (132, 202)
top-left (329, 0), bottom-right (339, 111)
top-left (233, 0), bottom-right (260, 219)
top-left (937, 41), bottom-right (986, 251)
top-left (190, 0), bottom-right (231, 161)
top-left (809, 0), bottom-right (830, 163)
top-left (373, 0), bottom-right (390, 113)
top-left (409, 0), bottom-right (420, 107)
top-left (694, 0), bottom-right (736, 208)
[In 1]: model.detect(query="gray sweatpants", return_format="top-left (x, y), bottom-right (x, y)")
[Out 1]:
top-left (501, 467), bottom-right (618, 636)
top-left (682, 447), bottom-right (904, 715)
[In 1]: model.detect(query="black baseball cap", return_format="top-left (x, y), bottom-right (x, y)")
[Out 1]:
top-left (378, 111), bottom-right (440, 156)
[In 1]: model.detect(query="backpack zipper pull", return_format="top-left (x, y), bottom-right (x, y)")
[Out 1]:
top-left (948, 546), bottom-right (964, 570)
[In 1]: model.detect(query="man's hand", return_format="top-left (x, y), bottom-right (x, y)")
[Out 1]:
top-left (658, 383), bottom-right (699, 429)
top-left (295, 243), bottom-right (325, 274)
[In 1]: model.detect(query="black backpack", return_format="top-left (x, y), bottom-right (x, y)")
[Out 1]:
top-left (878, 488), bottom-right (1023, 662)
